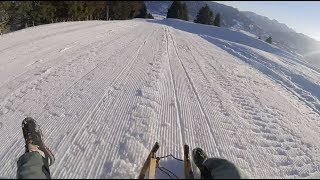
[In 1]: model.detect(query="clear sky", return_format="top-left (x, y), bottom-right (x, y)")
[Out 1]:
top-left (215, 1), bottom-right (320, 41)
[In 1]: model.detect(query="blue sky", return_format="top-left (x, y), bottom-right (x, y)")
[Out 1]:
top-left (215, 1), bottom-right (320, 41)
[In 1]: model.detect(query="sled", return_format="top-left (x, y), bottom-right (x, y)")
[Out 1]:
top-left (138, 142), bottom-right (194, 179)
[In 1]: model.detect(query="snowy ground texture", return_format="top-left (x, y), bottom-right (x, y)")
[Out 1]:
top-left (0, 19), bottom-right (320, 179)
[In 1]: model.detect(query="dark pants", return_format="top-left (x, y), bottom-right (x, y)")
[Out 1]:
top-left (17, 152), bottom-right (51, 179)
top-left (16, 153), bottom-right (246, 179)
top-left (201, 158), bottom-right (247, 179)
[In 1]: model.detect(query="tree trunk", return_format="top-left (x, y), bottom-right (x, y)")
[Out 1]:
top-left (106, 6), bottom-right (109, 21)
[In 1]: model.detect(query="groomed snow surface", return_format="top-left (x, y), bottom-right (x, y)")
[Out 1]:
top-left (0, 19), bottom-right (319, 179)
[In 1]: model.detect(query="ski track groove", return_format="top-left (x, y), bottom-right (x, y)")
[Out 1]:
top-left (0, 22), bottom-right (104, 88)
top-left (52, 24), bottom-right (156, 178)
top-left (0, 21), bottom-right (148, 178)
top-left (0, 21), bottom-right (139, 104)
top-left (183, 32), bottom-right (259, 167)
top-left (167, 28), bottom-right (221, 157)
top-left (87, 26), bottom-right (168, 178)
top-left (153, 28), bottom-right (184, 160)
top-left (0, 21), bottom-right (140, 154)
top-left (164, 27), bottom-right (185, 156)
top-left (185, 32), bottom-right (320, 178)
top-left (0, 21), bottom-right (117, 53)
top-left (103, 26), bottom-right (185, 178)
top-left (0, 21), bottom-right (141, 125)
top-left (203, 36), bottom-right (320, 116)
top-left (112, 27), bottom-right (163, 170)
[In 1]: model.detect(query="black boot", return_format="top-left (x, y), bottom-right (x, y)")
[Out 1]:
top-left (22, 117), bottom-right (55, 166)
top-left (192, 147), bottom-right (212, 179)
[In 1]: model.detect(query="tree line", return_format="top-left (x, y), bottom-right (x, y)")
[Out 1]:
top-left (166, 2), bottom-right (221, 27)
top-left (0, 1), bottom-right (153, 34)
top-left (0, 1), bottom-right (273, 43)
top-left (166, 1), bottom-right (273, 44)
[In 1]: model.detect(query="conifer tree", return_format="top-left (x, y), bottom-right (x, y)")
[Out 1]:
top-left (194, 4), bottom-right (214, 25)
top-left (181, 2), bottom-right (189, 21)
top-left (167, 1), bottom-right (188, 21)
top-left (266, 36), bottom-right (272, 44)
top-left (135, 2), bottom-right (147, 18)
top-left (213, 13), bottom-right (221, 27)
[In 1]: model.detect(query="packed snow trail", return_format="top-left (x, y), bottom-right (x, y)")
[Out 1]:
top-left (0, 19), bottom-right (319, 179)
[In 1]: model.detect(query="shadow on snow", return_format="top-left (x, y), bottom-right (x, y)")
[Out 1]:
top-left (146, 18), bottom-right (320, 115)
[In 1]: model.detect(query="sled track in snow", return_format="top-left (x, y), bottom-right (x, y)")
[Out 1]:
top-left (166, 28), bottom-right (221, 157)
top-left (166, 30), bottom-right (320, 178)
top-left (0, 21), bottom-right (154, 178)
top-left (51, 25), bottom-right (156, 178)
top-left (164, 27), bottom-right (185, 155)
top-left (0, 21), bottom-right (141, 146)
top-left (203, 36), bottom-right (320, 116)
top-left (193, 34), bottom-right (320, 178)
top-left (0, 21), bottom-right (137, 104)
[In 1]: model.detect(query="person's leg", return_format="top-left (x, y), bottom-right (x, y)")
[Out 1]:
top-left (17, 151), bottom-right (51, 179)
top-left (202, 158), bottom-right (243, 179)
top-left (192, 147), bottom-right (248, 179)
top-left (17, 117), bottom-right (55, 179)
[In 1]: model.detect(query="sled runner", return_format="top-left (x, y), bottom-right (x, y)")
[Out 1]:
top-left (138, 142), bottom-right (194, 179)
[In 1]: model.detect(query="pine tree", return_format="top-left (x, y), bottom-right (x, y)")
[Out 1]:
top-left (135, 2), bottom-right (147, 18)
top-left (40, 2), bottom-right (56, 23)
top-left (146, 13), bottom-right (154, 19)
top-left (50, 1), bottom-right (69, 22)
top-left (213, 13), bottom-right (221, 27)
top-left (167, 1), bottom-right (180, 19)
top-left (194, 4), bottom-right (213, 25)
top-left (0, 2), bottom-right (12, 33)
top-left (85, 1), bottom-right (98, 20)
top-left (1, 1), bottom-right (154, 33)
top-left (9, 1), bottom-right (34, 30)
top-left (266, 36), bottom-right (272, 44)
top-left (68, 1), bottom-right (88, 21)
top-left (181, 3), bottom-right (189, 21)
top-left (167, 1), bottom-right (188, 21)
top-left (107, 1), bottom-right (145, 20)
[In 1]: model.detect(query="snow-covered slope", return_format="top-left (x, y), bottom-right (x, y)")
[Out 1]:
top-left (145, 1), bottom-right (263, 35)
top-left (146, 1), bottom-right (320, 69)
top-left (0, 19), bottom-right (319, 179)
top-left (242, 11), bottom-right (295, 34)
top-left (242, 11), bottom-right (320, 68)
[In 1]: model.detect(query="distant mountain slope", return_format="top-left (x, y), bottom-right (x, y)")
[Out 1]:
top-left (242, 11), bottom-right (320, 66)
top-left (185, 1), bottom-right (263, 35)
top-left (145, 1), bottom-right (320, 67)
top-left (145, 1), bottom-right (263, 35)
top-left (145, 1), bottom-right (172, 16)
top-left (242, 11), bottom-right (295, 33)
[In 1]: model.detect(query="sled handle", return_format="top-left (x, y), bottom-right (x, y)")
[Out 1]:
top-left (184, 144), bottom-right (194, 179)
top-left (138, 142), bottom-right (160, 179)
